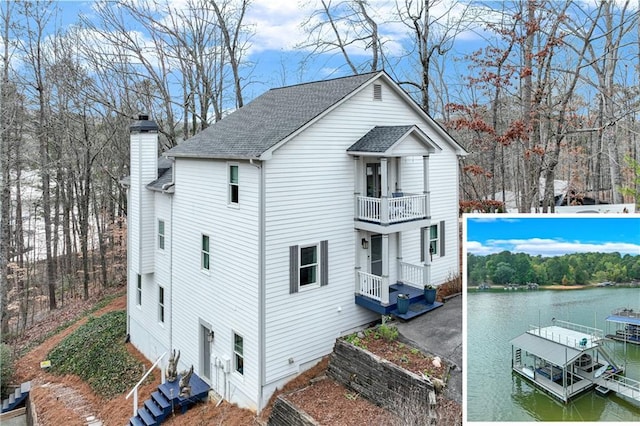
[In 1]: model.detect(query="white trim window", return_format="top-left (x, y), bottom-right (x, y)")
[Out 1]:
top-left (158, 286), bottom-right (165, 323)
top-left (233, 332), bottom-right (244, 375)
top-left (421, 221), bottom-right (445, 262)
top-left (229, 164), bottom-right (239, 204)
top-left (158, 220), bottom-right (165, 250)
top-left (299, 244), bottom-right (318, 287)
top-left (201, 234), bottom-right (210, 271)
top-left (136, 274), bottom-right (142, 306)
top-left (289, 240), bottom-right (328, 293)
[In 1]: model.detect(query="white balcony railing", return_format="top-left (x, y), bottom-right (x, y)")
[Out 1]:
top-left (358, 271), bottom-right (382, 302)
top-left (399, 261), bottom-right (427, 288)
top-left (356, 194), bottom-right (427, 224)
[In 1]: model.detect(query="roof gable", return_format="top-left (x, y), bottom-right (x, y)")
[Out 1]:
top-left (347, 125), bottom-right (441, 157)
top-left (165, 72), bottom-right (381, 160)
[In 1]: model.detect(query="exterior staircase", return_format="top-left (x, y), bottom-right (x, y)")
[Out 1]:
top-left (129, 372), bottom-right (209, 426)
top-left (1, 381), bottom-right (30, 413)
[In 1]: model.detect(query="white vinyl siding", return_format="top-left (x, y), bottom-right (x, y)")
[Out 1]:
top-left (170, 158), bottom-right (260, 410)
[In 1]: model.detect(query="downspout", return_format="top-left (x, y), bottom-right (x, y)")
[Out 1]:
top-left (250, 158), bottom-right (266, 411)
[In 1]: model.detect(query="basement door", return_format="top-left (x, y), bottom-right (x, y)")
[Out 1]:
top-left (200, 324), bottom-right (211, 382)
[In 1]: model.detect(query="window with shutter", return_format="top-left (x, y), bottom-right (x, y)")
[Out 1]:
top-left (290, 240), bottom-right (328, 293)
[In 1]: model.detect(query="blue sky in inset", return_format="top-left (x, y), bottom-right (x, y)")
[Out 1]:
top-left (465, 215), bottom-right (640, 257)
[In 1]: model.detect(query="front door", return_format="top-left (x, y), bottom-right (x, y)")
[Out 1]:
top-left (366, 163), bottom-right (381, 198)
top-left (370, 234), bottom-right (382, 276)
top-left (200, 324), bottom-right (211, 382)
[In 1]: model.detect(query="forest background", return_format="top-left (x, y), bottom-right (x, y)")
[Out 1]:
top-left (1, 0), bottom-right (639, 338)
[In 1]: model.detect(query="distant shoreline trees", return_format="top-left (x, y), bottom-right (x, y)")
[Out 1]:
top-left (467, 251), bottom-right (640, 286)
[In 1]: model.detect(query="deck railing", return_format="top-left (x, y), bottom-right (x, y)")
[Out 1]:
top-left (528, 320), bottom-right (604, 348)
top-left (358, 271), bottom-right (382, 302)
top-left (356, 194), bottom-right (427, 224)
top-left (601, 373), bottom-right (640, 401)
top-left (126, 352), bottom-right (166, 417)
top-left (399, 262), bottom-right (427, 288)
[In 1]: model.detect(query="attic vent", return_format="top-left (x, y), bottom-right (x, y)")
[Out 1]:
top-left (373, 84), bottom-right (382, 101)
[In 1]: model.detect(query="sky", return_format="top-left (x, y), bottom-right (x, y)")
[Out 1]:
top-left (465, 214), bottom-right (640, 257)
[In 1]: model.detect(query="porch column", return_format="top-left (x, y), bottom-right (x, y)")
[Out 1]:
top-left (353, 156), bottom-right (360, 220)
top-left (395, 157), bottom-right (402, 193)
top-left (424, 227), bottom-right (431, 287)
top-left (423, 154), bottom-right (430, 218)
top-left (381, 233), bottom-right (390, 305)
top-left (396, 232), bottom-right (403, 283)
top-left (380, 157), bottom-right (389, 224)
top-left (354, 229), bottom-right (361, 294)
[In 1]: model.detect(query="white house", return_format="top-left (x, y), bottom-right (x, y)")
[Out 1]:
top-left (125, 71), bottom-right (467, 412)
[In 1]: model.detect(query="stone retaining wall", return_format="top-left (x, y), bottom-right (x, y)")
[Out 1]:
top-left (267, 394), bottom-right (318, 426)
top-left (327, 338), bottom-right (436, 420)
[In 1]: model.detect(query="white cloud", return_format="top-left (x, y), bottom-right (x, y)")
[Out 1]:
top-left (476, 238), bottom-right (640, 257)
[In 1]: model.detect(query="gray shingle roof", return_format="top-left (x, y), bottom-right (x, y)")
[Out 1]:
top-left (165, 72), bottom-right (381, 159)
top-left (347, 125), bottom-right (416, 153)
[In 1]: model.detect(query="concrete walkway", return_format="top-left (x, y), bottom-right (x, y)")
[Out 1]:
top-left (395, 294), bottom-right (462, 404)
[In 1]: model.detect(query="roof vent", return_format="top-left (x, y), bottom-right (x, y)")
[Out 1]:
top-left (138, 114), bottom-right (149, 120)
top-left (373, 84), bottom-right (382, 101)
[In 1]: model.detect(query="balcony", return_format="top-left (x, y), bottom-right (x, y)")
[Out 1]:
top-left (355, 193), bottom-right (429, 232)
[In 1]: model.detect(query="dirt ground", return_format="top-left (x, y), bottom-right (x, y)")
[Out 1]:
top-left (9, 292), bottom-right (460, 425)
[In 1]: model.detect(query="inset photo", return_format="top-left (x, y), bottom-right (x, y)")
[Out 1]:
top-left (464, 214), bottom-right (640, 422)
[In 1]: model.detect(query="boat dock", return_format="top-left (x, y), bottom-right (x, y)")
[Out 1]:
top-left (510, 319), bottom-right (640, 403)
top-left (605, 307), bottom-right (640, 345)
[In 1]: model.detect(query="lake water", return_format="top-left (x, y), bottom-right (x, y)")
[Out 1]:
top-left (466, 287), bottom-right (640, 422)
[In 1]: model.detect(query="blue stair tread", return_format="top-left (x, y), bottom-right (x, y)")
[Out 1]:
top-left (151, 391), bottom-right (170, 410)
top-left (137, 407), bottom-right (157, 426)
top-left (144, 399), bottom-right (163, 418)
top-left (393, 301), bottom-right (443, 320)
top-left (129, 416), bottom-right (145, 426)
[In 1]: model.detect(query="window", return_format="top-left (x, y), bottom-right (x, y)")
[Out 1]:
top-left (136, 274), bottom-right (142, 306)
top-left (421, 221), bottom-right (445, 262)
top-left (201, 235), bottom-right (210, 271)
top-left (158, 220), bottom-right (165, 250)
top-left (289, 241), bottom-right (328, 293)
top-left (233, 333), bottom-right (244, 375)
top-left (300, 245), bottom-right (318, 286)
top-left (229, 164), bottom-right (239, 204)
top-left (429, 225), bottom-right (439, 256)
top-left (158, 286), bottom-right (165, 323)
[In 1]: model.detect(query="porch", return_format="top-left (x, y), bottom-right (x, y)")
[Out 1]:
top-left (354, 260), bottom-right (442, 319)
top-left (354, 282), bottom-right (443, 320)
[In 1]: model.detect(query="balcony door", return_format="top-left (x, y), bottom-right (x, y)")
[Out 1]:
top-left (370, 234), bottom-right (382, 276)
top-left (366, 163), bottom-right (381, 198)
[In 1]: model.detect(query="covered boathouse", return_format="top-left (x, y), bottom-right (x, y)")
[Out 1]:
top-left (510, 319), bottom-right (622, 402)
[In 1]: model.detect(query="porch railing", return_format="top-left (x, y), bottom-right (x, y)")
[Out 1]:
top-left (358, 271), bottom-right (382, 302)
top-left (356, 194), bottom-right (427, 224)
top-left (399, 261), bottom-right (427, 288)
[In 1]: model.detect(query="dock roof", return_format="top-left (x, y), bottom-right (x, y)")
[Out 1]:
top-left (510, 333), bottom-right (582, 366)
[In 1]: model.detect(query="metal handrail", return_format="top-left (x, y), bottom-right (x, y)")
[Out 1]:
top-left (126, 352), bottom-right (166, 417)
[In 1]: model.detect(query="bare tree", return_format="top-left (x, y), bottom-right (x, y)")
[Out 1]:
top-left (300, 0), bottom-right (385, 75)
top-left (210, 0), bottom-right (251, 108)
top-left (396, 0), bottom-right (474, 115)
